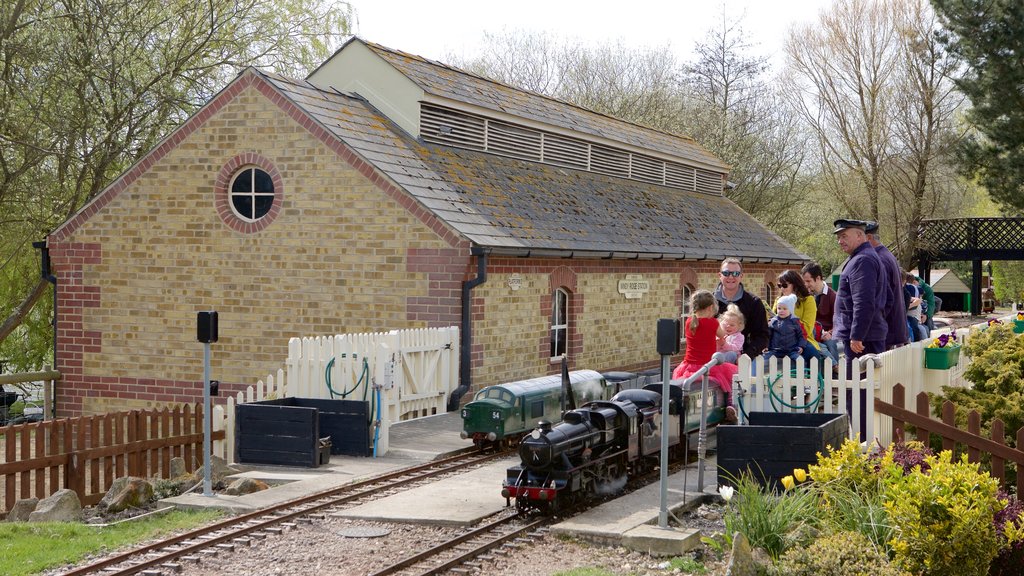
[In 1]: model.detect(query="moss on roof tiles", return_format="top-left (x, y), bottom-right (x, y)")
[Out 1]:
top-left (259, 69), bottom-right (804, 262)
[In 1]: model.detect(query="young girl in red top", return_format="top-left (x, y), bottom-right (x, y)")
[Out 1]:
top-left (672, 290), bottom-right (739, 420)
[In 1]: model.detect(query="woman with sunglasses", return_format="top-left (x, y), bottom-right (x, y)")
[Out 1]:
top-left (773, 270), bottom-right (828, 364)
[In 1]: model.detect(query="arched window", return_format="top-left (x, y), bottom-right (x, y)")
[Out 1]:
top-left (550, 287), bottom-right (569, 358)
top-left (765, 283), bottom-right (775, 308)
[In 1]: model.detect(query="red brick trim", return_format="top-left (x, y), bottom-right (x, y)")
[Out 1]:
top-left (406, 247), bottom-right (468, 327)
top-left (214, 154), bottom-right (284, 233)
top-left (249, 78), bottom-right (467, 251)
top-left (50, 72), bottom-right (259, 243)
top-left (49, 69), bottom-right (468, 252)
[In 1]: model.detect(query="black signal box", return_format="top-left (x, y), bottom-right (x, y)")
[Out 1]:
top-left (656, 318), bottom-right (681, 356)
top-left (197, 311), bottom-right (219, 343)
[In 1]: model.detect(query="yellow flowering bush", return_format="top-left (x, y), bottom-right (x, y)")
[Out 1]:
top-left (884, 451), bottom-right (1002, 576)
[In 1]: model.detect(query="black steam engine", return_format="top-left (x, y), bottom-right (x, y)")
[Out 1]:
top-left (501, 388), bottom-right (688, 512)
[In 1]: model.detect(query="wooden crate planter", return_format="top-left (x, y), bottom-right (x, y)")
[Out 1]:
top-left (236, 398), bottom-right (371, 467)
top-left (718, 412), bottom-right (848, 490)
top-left (924, 346), bottom-right (961, 370)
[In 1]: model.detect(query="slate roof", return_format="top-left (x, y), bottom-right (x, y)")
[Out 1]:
top-left (261, 70), bottom-right (806, 263)
top-left (359, 40), bottom-right (729, 173)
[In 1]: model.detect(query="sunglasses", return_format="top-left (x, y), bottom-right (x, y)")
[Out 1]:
top-left (720, 270), bottom-right (742, 277)
top-left (777, 282), bottom-right (789, 288)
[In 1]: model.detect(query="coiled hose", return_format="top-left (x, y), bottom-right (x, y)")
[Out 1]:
top-left (737, 366), bottom-right (825, 420)
top-left (325, 356), bottom-right (369, 400)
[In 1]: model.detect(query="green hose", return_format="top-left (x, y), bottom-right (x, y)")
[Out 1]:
top-left (325, 355), bottom-right (370, 400)
top-left (737, 366), bottom-right (826, 420)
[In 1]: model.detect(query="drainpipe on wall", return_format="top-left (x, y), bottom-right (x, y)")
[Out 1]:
top-left (32, 241), bottom-right (58, 417)
top-left (449, 246), bottom-right (488, 411)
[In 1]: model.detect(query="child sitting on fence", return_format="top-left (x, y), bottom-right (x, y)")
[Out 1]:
top-left (717, 304), bottom-right (745, 364)
top-left (763, 294), bottom-right (808, 367)
top-left (673, 290), bottom-right (739, 422)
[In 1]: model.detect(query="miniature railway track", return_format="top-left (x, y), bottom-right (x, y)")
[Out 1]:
top-left (368, 513), bottom-right (550, 576)
top-left (58, 447), bottom-right (504, 576)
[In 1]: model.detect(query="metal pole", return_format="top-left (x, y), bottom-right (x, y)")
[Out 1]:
top-left (203, 341), bottom-right (212, 497)
top-left (696, 372), bottom-right (710, 491)
top-left (658, 354), bottom-right (671, 528)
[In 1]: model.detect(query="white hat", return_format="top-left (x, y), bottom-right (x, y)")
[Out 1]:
top-left (777, 294), bottom-right (798, 316)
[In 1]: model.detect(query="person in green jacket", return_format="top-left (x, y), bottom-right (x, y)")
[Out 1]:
top-left (916, 275), bottom-right (936, 331)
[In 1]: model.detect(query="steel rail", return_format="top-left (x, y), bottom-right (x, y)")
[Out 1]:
top-left (368, 514), bottom-right (548, 576)
top-left (59, 447), bottom-right (500, 576)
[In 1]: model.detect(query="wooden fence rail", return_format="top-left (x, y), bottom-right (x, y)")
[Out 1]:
top-left (0, 404), bottom-right (224, 514)
top-left (874, 383), bottom-right (1024, 498)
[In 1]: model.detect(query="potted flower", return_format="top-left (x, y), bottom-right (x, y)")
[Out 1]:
top-left (924, 330), bottom-right (961, 369)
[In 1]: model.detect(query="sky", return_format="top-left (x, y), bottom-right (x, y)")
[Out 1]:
top-left (348, 0), bottom-right (836, 70)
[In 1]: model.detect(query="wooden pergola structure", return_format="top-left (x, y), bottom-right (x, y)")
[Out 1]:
top-left (916, 217), bottom-right (1024, 315)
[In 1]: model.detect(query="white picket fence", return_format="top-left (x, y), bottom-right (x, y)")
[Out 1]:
top-left (213, 326), bottom-right (459, 462)
top-left (733, 324), bottom-right (975, 447)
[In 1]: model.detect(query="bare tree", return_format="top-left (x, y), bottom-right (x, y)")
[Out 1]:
top-left (783, 0), bottom-right (966, 264)
top-left (883, 0), bottom-right (967, 263)
top-left (681, 16), bottom-right (809, 229)
top-left (784, 0), bottom-right (900, 223)
top-left (0, 0), bottom-right (352, 370)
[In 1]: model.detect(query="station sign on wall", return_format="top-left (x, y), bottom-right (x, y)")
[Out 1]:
top-left (617, 274), bottom-right (650, 299)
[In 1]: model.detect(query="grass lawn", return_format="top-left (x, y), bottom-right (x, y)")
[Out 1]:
top-left (0, 509), bottom-right (224, 575)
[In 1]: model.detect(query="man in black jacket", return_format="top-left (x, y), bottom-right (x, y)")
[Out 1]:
top-left (713, 257), bottom-right (770, 359)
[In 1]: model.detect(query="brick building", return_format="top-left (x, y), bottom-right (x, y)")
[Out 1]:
top-left (45, 39), bottom-right (806, 417)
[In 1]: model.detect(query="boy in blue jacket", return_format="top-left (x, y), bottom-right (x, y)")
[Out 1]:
top-left (763, 294), bottom-right (808, 365)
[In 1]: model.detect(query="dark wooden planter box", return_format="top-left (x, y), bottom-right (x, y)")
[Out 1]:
top-left (236, 398), bottom-right (371, 467)
top-left (717, 412), bottom-right (848, 490)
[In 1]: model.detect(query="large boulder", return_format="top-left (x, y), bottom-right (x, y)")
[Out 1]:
top-left (189, 455), bottom-right (237, 484)
top-left (99, 477), bottom-right (155, 513)
top-left (6, 498), bottom-right (39, 522)
top-left (28, 489), bottom-right (82, 522)
top-left (222, 478), bottom-right (269, 496)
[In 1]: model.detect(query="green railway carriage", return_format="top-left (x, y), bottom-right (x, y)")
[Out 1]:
top-left (460, 369), bottom-right (615, 446)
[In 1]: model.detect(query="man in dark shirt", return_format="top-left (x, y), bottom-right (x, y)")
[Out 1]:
top-left (865, 221), bottom-right (909, 349)
top-left (713, 257), bottom-right (770, 360)
top-left (832, 219), bottom-right (888, 370)
top-left (801, 262), bottom-right (838, 362)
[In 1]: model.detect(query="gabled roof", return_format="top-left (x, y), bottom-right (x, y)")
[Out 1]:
top-left (912, 269), bottom-right (970, 293)
top-left (357, 40), bottom-right (728, 173)
top-left (263, 71), bottom-right (805, 263)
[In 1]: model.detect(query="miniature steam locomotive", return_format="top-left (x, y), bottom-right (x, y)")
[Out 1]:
top-left (502, 377), bottom-right (726, 512)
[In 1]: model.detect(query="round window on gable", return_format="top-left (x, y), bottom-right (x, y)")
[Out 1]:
top-left (229, 167), bottom-right (275, 222)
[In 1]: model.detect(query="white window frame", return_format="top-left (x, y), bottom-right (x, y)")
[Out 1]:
top-left (680, 284), bottom-right (694, 342)
top-left (550, 288), bottom-right (569, 359)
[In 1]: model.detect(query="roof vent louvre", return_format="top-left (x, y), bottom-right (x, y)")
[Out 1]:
top-left (419, 102), bottom-right (722, 195)
top-left (421, 104), bottom-right (485, 148)
top-left (665, 162), bottom-right (697, 191)
top-left (630, 154), bottom-right (664, 185)
top-left (696, 169), bottom-right (723, 195)
top-left (488, 120), bottom-right (542, 161)
top-left (590, 144), bottom-right (629, 179)
top-left (542, 133), bottom-right (589, 170)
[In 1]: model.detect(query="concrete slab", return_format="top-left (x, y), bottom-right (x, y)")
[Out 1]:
top-left (552, 456), bottom-right (720, 549)
top-left (160, 455), bottom-right (413, 514)
top-left (333, 458), bottom-right (516, 526)
top-left (387, 411), bottom-right (474, 460)
top-left (622, 524), bottom-right (703, 557)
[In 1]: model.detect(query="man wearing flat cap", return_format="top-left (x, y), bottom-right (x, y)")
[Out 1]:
top-left (865, 221), bottom-right (908, 349)
top-left (832, 219), bottom-right (888, 373)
